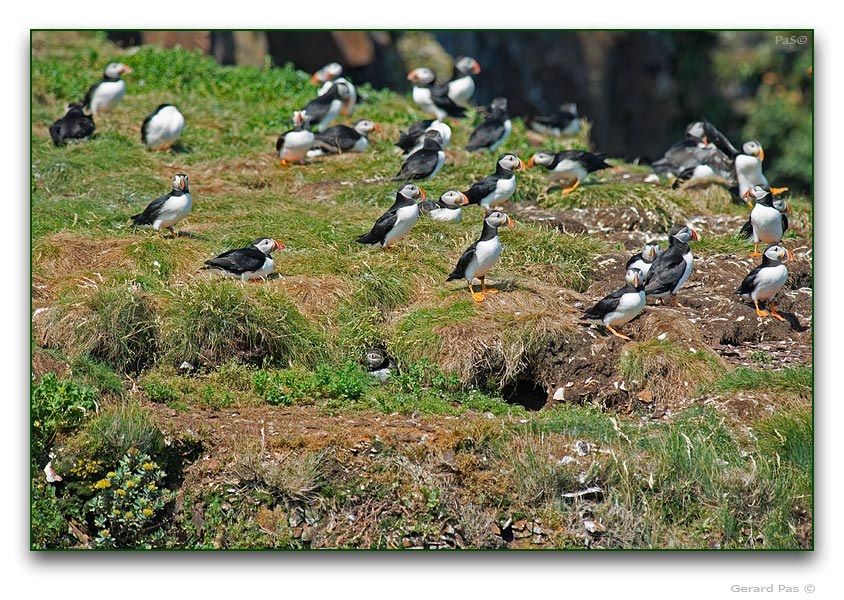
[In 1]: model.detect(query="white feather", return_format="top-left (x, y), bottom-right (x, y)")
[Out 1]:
top-left (143, 106), bottom-right (185, 150)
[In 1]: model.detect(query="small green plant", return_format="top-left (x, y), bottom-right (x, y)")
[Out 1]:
top-left (31, 478), bottom-right (71, 549)
top-left (31, 372), bottom-right (98, 465)
top-left (86, 449), bottom-right (172, 548)
top-left (82, 404), bottom-right (166, 468)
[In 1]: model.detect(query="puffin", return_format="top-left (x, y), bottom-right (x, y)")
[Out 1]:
top-left (462, 153), bottom-right (526, 210)
top-left (447, 209), bottom-right (513, 302)
top-left (356, 183), bottom-right (426, 249)
top-left (141, 104), bottom-right (185, 151)
top-left (49, 103), bottom-right (95, 146)
top-left (82, 62), bottom-right (131, 118)
top-left (307, 119), bottom-right (379, 157)
top-left (276, 111), bottom-right (315, 165)
top-left (365, 348), bottom-right (397, 384)
top-left (581, 268), bottom-right (647, 340)
top-left (407, 67), bottom-right (467, 120)
top-left (392, 130), bottom-right (445, 181)
top-left (625, 242), bottom-right (662, 279)
top-left (651, 120), bottom-right (734, 182)
top-left (202, 238), bottom-right (284, 281)
top-left (419, 190), bottom-right (469, 223)
top-left (528, 150), bottom-right (612, 194)
top-left (130, 173), bottom-right (192, 237)
top-left (735, 244), bottom-right (793, 321)
top-left (312, 63), bottom-right (358, 116)
top-left (465, 97), bottom-right (511, 153)
top-left (741, 185), bottom-right (791, 256)
top-left (395, 119), bottom-right (452, 155)
top-left (529, 102), bottom-right (581, 137)
top-left (734, 140), bottom-right (788, 199)
top-left (300, 81), bottom-right (351, 132)
top-left (643, 224), bottom-right (699, 307)
top-left (445, 56), bottom-right (481, 106)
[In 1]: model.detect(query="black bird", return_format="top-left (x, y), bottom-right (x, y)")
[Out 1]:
top-left (581, 268), bottom-right (647, 340)
top-left (652, 120), bottom-right (736, 182)
top-left (356, 183), bottom-right (426, 249)
top-left (365, 348), bottom-right (397, 384)
top-left (49, 103), bottom-right (95, 146)
top-left (462, 154), bottom-right (526, 209)
top-left (392, 131), bottom-right (445, 181)
top-left (447, 209), bottom-right (513, 303)
top-left (529, 102), bottom-right (581, 137)
top-left (300, 81), bottom-right (351, 132)
top-left (307, 120), bottom-right (379, 156)
top-left (735, 244), bottom-right (793, 321)
top-left (465, 97), bottom-right (511, 152)
top-left (407, 67), bottom-right (467, 120)
top-left (625, 242), bottom-right (662, 279)
top-left (202, 238), bottom-right (284, 281)
top-left (395, 120), bottom-right (452, 155)
top-left (643, 224), bottom-right (699, 307)
top-left (528, 150), bottom-right (612, 194)
top-left (130, 173), bottom-right (192, 236)
top-left (82, 62), bottom-right (131, 118)
top-left (740, 185), bottom-right (791, 256)
top-left (445, 56), bottom-right (481, 106)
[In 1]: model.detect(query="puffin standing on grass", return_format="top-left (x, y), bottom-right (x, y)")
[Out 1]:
top-left (528, 150), bottom-right (612, 194)
top-left (407, 67), bottom-right (467, 120)
top-left (740, 185), bottom-right (791, 256)
top-left (49, 103), bottom-right (95, 146)
top-left (82, 62), bottom-right (131, 118)
top-left (277, 111), bottom-right (315, 165)
top-left (307, 120), bottom-right (379, 157)
top-left (130, 174), bottom-right (192, 237)
top-left (581, 268), bottom-right (647, 340)
top-left (445, 56), bottom-right (481, 107)
top-left (311, 62), bottom-right (357, 116)
top-left (447, 209), bottom-right (513, 302)
top-left (392, 131), bottom-right (446, 181)
top-left (356, 183), bottom-right (426, 250)
top-left (625, 242), bottom-right (662, 279)
top-left (301, 81), bottom-right (351, 132)
top-left (462, 154), bottom-right (526, 210)
top-left (735, 244), bottom-right (793, 321)
top-left (202, 238), bottom-right (284, 281)
top-left (141, 104), bottom-right (185, 150)
top-left (643, 224), bottom-right (699, 307)
top-left (529, 102), bottom-right (581, 137)
top-left (395, 119), bottom-right (452, 155)
top-left (419, 190), bottom-right (469, 223)
top-left (465, 97), bottom-right (511, 153)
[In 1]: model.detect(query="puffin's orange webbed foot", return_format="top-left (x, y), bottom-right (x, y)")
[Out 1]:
top-left (468, 283), bottom-right (485, 303)
top-left (606, 325), bottom-right (632, 341)
top-left (769, 302), bottom-right (786, 322)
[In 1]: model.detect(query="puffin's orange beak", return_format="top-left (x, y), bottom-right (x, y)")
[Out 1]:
top-left (516, 159), bottom-right (526, 171)
top-left (527, 156), bottom-right (536, 168)
top-left (507, 216), bottom-right (514, 228)
top-left (758, 148), bottom-right (765, 162)
top-left (274, 240), bottom-right (284, 251)
top-left (771, 186), bottom-right (789, 195)
top-left (311, 72), bottom-right (320, 84)
top-left (374, 123), bottom-right (381, 133)
top-left (122, 65), bottom-right (132, 75)
top-left (689, 228), bottom-right (699, 241)
top-left (785, 248), bottom-right (793, 261)
top-left (701, 136), bottom-right (709, 145)
top-left (457, 192), bottom-right (469, 206)
top-left (471, 62), bottom-right (481, 75)
top-left (407, 69), bottom-right (419, 82)
top-left (418, 187), bottom-right (427, 200)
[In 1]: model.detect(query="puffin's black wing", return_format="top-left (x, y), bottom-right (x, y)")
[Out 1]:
top-left (81, 81), bottom-right (99, 109)
top-left (418, 200), bottom-right (438, 216)
top-left (356, 208), bottom-right (399, 245)
top-left (203, 247), bottom-right (266, 275)
top-left (703, 121), bottom-right (740, 160)
top-left (643, 251), bottom-right (687, 296)
top-left (430, 86), bottom-right (467, 118)
top-left (395, 130), bottom-right (423, 153)
top-left (782, 213), bottom-right (789, 234)
top-left (275, 129), bottom-right (293, 152)
top-left (465, 119), bottom-right (505, 151)
top-left (739, 218), bottom-right (753, 238)
top-left (735, 265), bottom-right (763, 296)
top-left (583, 286), bottom-right (629, 320)
top-left (463, 175), bottom-right (498, 205)
top-left (302, 96), bottom-right (331, 129)
top-left (446, 242), bottom-right (479, 281)
top-left (652, 140), bottom-right (702, 175)
top-left (130, 194), bottom-right (170, 226)
top-left (49, 119), bottom-right (63, 146)
top-left (313, 125), bottom-right (357, 153)
top-left (392, 149), bottom-right (439, 181)
top-left (141, 112), bottom-right (154, 145)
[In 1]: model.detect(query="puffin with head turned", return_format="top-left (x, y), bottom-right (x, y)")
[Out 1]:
top-left (130, 173), bottom-right (192, 237)
top-left (141, 104), bottom-right (185, 150)
top-left (356, 183), bottom-right (426, 250)
top-left (276, 111), bottom-right (315, 165)
top-left (462, 153), bottom-right (526, 210)
top-left (311, 62), bottom-right (358, 116)
top-left (625, 242), bottom-right (662, 279)
top-left (407, 67), bottom-right (467, 120)
top-left (643, 224), bottom-right (699, 307)
top-left (734, 140), bottom-right (789, 199)
top-left (202, 238), bottom-right (284, 281)
top-left (82, 62), bottom-right (132, 118)
top-left (528, 150), bottom-right (611, 194)
top-left (307, 119), bottom-right (379, 157)
top-left (740, 184), bottom-right (791, 256)
top-left (300, 81), bottom-right (351, 132)
top-left (419, 190), bottom-right (469, 223)
top-left (465, 97), bottom-right (512, 153)
top-left (529, 102), bottom-right (581, 137)
top-left (395, 119), bottom-right (452, 155)
top-left (581, 268), bottom-right (647, 340)
top-left (49, 103), bottom-right (95, 146)
top-left (445, 56), bottom-right (481, 106)
top-left (735, 244), bottom-right (793, 321)
top-left (392, 130), bottom-right (446, 181)
top-left (447, 209), bottom-right (513, 302)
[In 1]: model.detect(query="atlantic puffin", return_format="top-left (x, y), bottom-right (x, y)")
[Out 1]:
top-left (528, 150), bottom-right (612, 194)
top-left (311, 63), bottom-right (358, 117)
top-left (643, 224), bottom-right (699, 307)
top-left (447, 209), bottom-right (513, 302)
top-left (392, 131), bottom-right (445, 181)
top-left (407, 68), bottom-right (467, 120)
top-left (529, 102), bottom-right (581, 137)
top-left (445, 56), bottom-right (481, 106)
top-left (307, 119), bottom-right (379, 157)
top-left (365, 348), bottom-right (397, 384)
top-left (735, 244), bottom-right (793, 321)
top-left (82, 62), bottom-right (131, 118)
top-left (130, 173), bottom-right (192, 237)
top-left (419, 190), bottom-right (469, 223)
top-left (462, 154), bottom-right (526, 210)
top-left (734, 140), bottom-right (789, 199)
top-left (581, 268), bottom-right (647, 340)
top-left (202, 238), bottom-right (284, 281)
top-left (741, 185), bottom-right (791, 256)
top-left (356, 183), bottom-right (426, 249)
top-left (652, 121), bottom-right (733, 182)
top-left (49, 103), bottom-right (95, 146)
top-left (141, 104), bottom-right (185, 150)
top-left (395, 119), bottom-right (452, 155)
top-left (465, 97), bottom-right (511, 153)
top-left (276, 111), bottom-right (315, 165)
top-left (300, 81), bottom-right (351, 132)
top-left (625, 242), bottom-right (662, 279)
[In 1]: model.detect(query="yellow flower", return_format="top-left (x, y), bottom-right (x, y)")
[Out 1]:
top-left (100, 529), bottom-right (110, 537)
top-left (113, 509), bottom-right (121, 515)
top-left (93, 478), bottom-right (112, 489)
top-left (126, 480), bottom-right (135, 488)
top-left (142, 509), bottom-right (153, 517)
top-left (107, 472), bottom-right (116, 478)
top-left (148, 484), bottom-right (156, 491)
top-left (124, 511), bottom-right (134, 519)
top-left (116, 489), bottom-right (126, 496)
top-left (143, 462), bottom-right (154, 470)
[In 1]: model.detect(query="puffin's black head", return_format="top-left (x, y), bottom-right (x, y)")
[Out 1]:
top-left (422, 129), bottom-right (443, 147)
top-left (625, 268), bottom-right (644, 289)
top-left (354, 120), bottom-right (380, 135)
top-left (439, 190), bottom-right (469, 208)
top-left (407, 67), bottom-right (436, 86)
top-left (454, 56), bottom-right (481, 76)
top-left (497, 153), bottom-right (525, 172)
top-left (250, 238), bottom-right (284, 255)
top-left (171, 173), bottom-right (189, 192)
top-left (484, 209), bottom-right (513, 229)
top-left (642, 242), bottom-right (662, 262)
top-left (527, 151), bottom-right (554, 168)
top-left (104, 62), bottom-right (132, 79)
top-left (65, 102), bottom-right (87, 116)
top-left (669, 224), bottom-right (699, 244)
top-left (762, 244), bottom-right (793, 263)
top-left (741, 140), bottom-right (764, 161)
top-left (398, 183), bottom-right (426, 203)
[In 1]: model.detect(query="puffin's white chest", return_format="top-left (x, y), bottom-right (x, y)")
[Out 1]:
top-left (482, 176), bottom-right (517, 208)
top-left (466, 237), bottom-right (502, 282)
top-left (155, 192), bottom-right (192, 230)
top-left (243, 256), bottom-right (274, 281)
top-left (447, 76), bottom-right (474, 105)
top-left (748, 264), bottom-right (788, 301)
top-left (90, 80), bottom-right (126, 114)
top-left (281, 130), bottom-right (316, 161)
top-left (413, 87), bottom-right (445, 119)
top-left (383, 204), bottom-right (419, 247)
top-left (551, 159), bottom-right (587, 182)
top-left (489, 120), bottom-right (512, 152)
top-left (351, 136), bottom-right (369, 153)
top-left (751, 204), bottom-right (784, 243)
top-left (674, 250), bottom-right (694, 294)
top-left (735, 155), bottom-right (768, 197)
top-left (602, 290), bottom-right (646, 327)
top-left (144, 107), bottom-right (185, 149)
top-left (430, 206), bottom-right (462, 223)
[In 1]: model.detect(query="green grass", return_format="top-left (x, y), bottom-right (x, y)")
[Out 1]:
top-left (709, 367), bottom-right (812, 401)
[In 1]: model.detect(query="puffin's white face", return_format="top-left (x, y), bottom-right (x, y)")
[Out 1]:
top-left (399, 183), bottom-right (426, 201)
top-left (439, 190), bottom-right (469, 208)
top-left (625, 268), bottom-right (643, 288)
top-left (456, 56), bottom-right (481, 75)
top-left (325, 63), bottom-right (343, 79)
top-left (251, 238), bottom-right (284, 254)
top-left (104, 62), bottom-right (131, 78)
top-left (742, 140), bottom-right (764, 160)
top-left (484, 210), bottom-right (513, 229)
top-left (744, 184), bottom-right (770, 203)
top-left (686, 121), bottom-right (706, 140)
top-left (672, 226), bottom-right (699, 244)
top-left (365, 349), bottom-right (385, 369)
top-left (498, 154), bottom-right (525, 172)
top-left (407, 67), bottom-right (436, 85)
top-left (354, 120), bottom-right (379, 135)
top-left (293, 110), bottom-right (309, 126)
top-left (643, 243), bottom-right (662, 261)
top-left (528, 151), bottom-right (554, 168)
top-left (172, 173), bottom-right (189, 191)
top-left (763, 244), bottom-right (793, 262)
